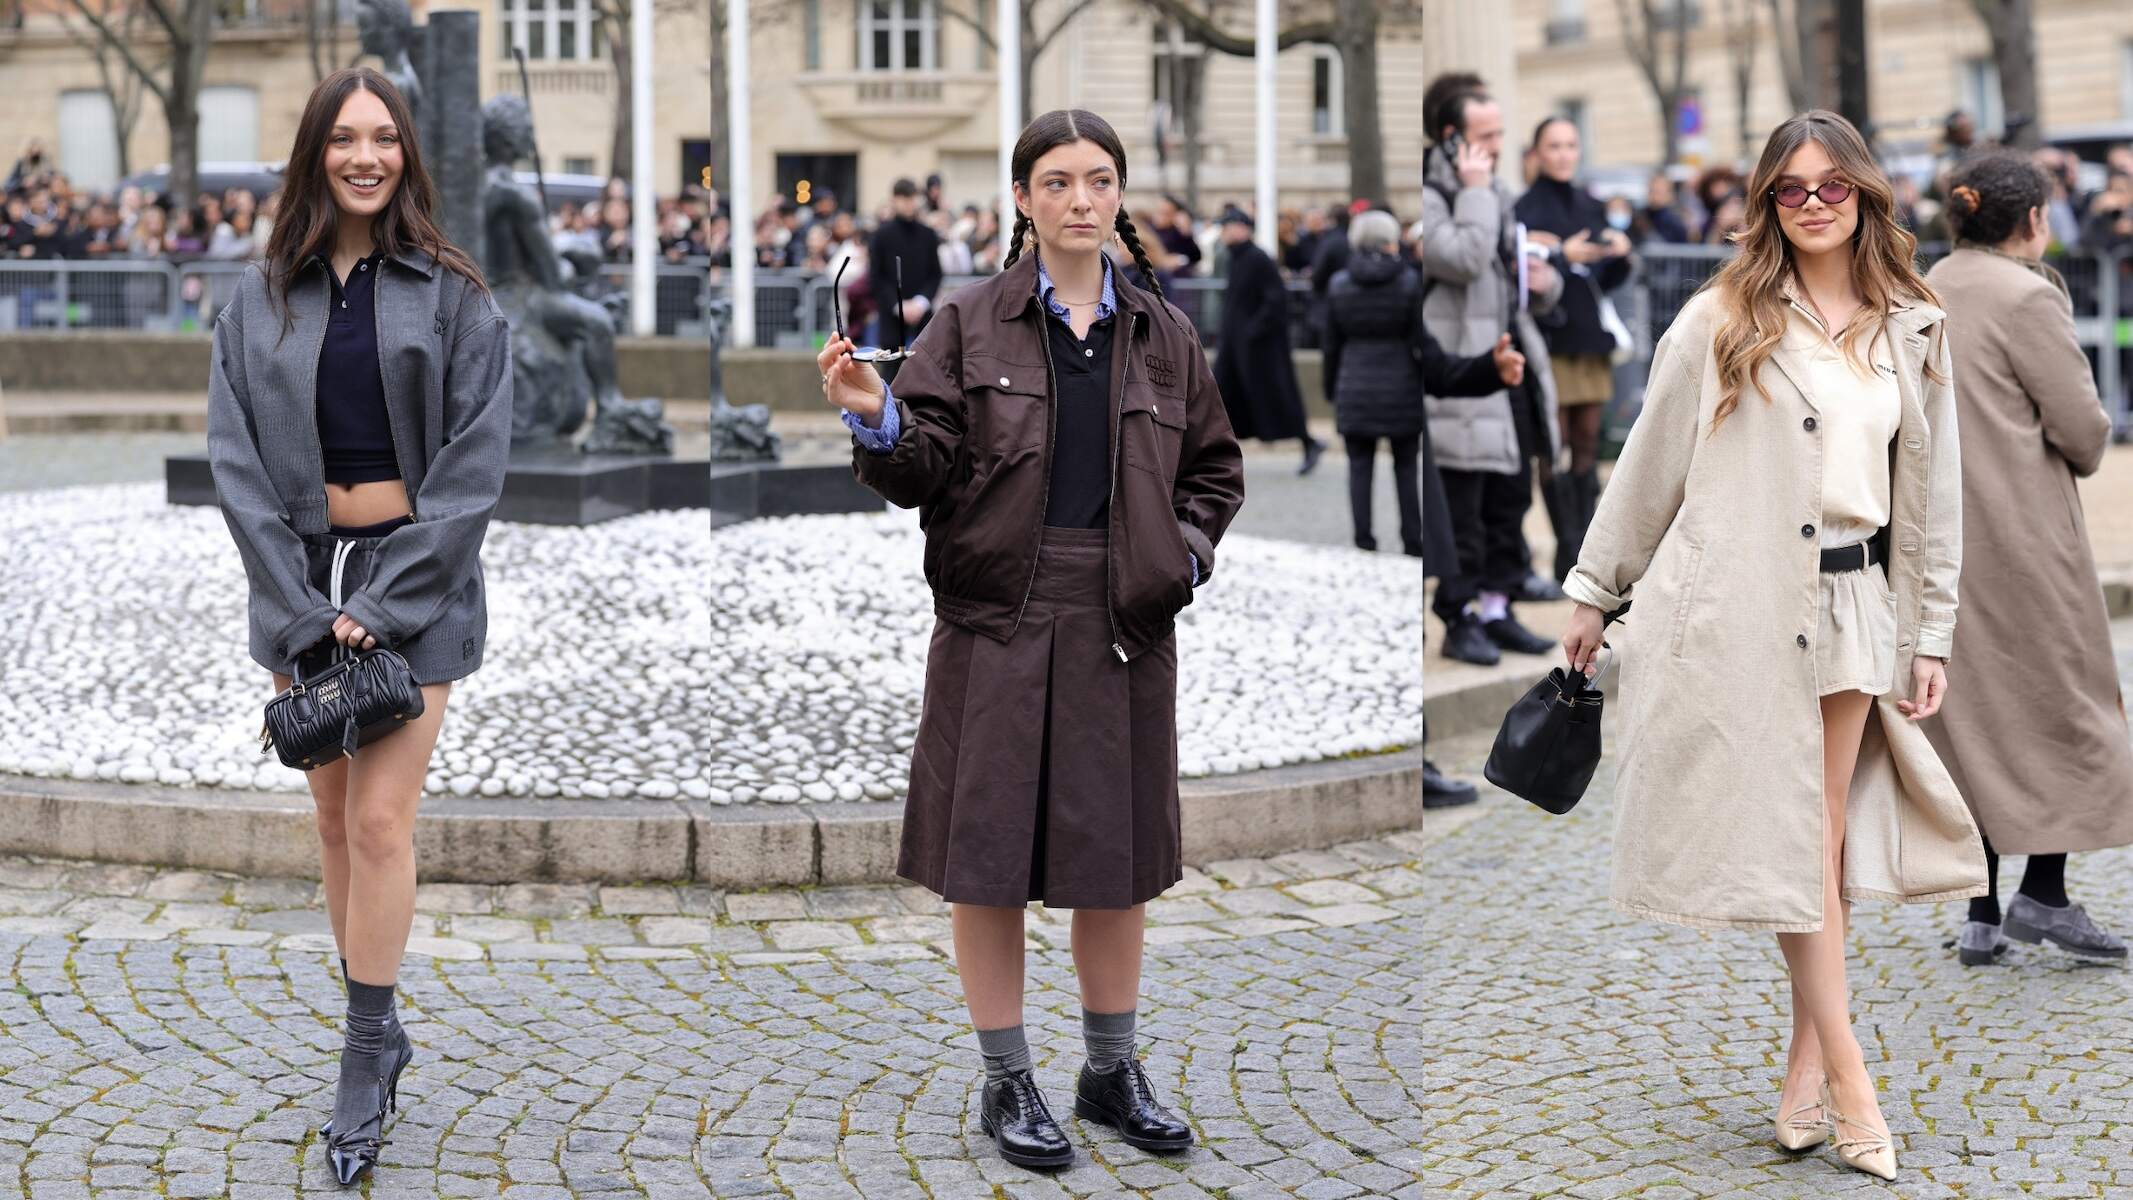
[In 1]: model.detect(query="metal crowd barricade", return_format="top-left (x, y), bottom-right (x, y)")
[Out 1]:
top-left (1625, 242), bottom-right (2131, 435)
top-left (590, 260), bottom-right (715, 338)
top-left (0, 259), bottom-right (181, 331)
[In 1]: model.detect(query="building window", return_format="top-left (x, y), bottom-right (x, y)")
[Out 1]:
top-left (57, 89), bottom-right (121, 192)
top-left (2120, 39), bottom-right (2133, 118)
top-left (1963, 56), bottom-right (2003, 137)
top-left (1558, 97), bottom-right (1590, 159)
top-left (858, 0), bottom-right (938, 72)
top-left (1310, 47), bottom-right (1342, 136)
top-left (1152, 20), bottom-right (1205, 142)
top-left (197, 85), bottom-right (260, 163)
top-left (563, 156), bottom-right (597, 175)
top-left (502, 0), bottom-right (601, 63)
top-left (803, 0), bottom-right (820, 71)
top-left (1545, 0), bottom-right (1586, 45)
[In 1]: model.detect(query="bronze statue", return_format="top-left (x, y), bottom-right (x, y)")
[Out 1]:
top-left (479, 94), bottom-right (672, 453)
top-left (705, 296), bottom-right (780, 461)
top-left (355, 0), bottom-right (423, 118)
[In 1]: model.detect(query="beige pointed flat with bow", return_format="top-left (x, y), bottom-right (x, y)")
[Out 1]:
top-left (1773, 1077), bottom-right (1829, 1151)
top-left (1820, 1079), bottom-right (1897, 1181)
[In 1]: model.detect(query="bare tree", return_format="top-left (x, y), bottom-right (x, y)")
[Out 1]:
top-left (1766, 0), bottom-right (1832, 112)
top-left (935, 0), bottom-right (1102, 129)
top-left (306, 0), bottom-right (345, 86)
top-left (64, 0), bottom-right (218, 203)
top-left (1613, 0), bottom-right (1693, 166)
top-left (54, 0), bottom-right (153, 179)
top-left (1966, 0), bottom-right (2039, 148)
top-left (1134, 0), bottom-right (1412, 207)
top-left (1717, 0), bottom-right (1758, 164)
top-left (594, 0), bottom-right (709, 186)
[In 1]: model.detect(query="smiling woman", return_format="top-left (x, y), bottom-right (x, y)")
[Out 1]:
top-left (205, 64), bottom-right (510, 1189)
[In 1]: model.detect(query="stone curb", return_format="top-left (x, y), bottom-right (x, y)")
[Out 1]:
top-left (1422, 574), bottom-right (2133, 742)
top-left (0, 748), bottom-right (1422, 888)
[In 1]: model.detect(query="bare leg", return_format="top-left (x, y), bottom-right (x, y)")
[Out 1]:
top-left (951, 903), bottom-right (1027, 1031)
top-left (340, 682), bottom-right (450, 985)
top-left (1775, 690), bottom-right (1887, 1143)
top-left (1069, 905), bottom-right (1146, 1014)
top-left (275, 672), bottom-right (351, 957)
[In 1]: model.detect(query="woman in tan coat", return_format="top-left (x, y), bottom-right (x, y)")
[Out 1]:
top-left (1924, 151), bottom-right (2132, 967)
top-left (1561, 111), bottom-right (1987, 1182)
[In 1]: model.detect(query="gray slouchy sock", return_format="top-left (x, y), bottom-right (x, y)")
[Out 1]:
top-left (976, 1025), bottom-right (1032, 1082)
top-left (1083, 1008), bottom-right (1137, 1072)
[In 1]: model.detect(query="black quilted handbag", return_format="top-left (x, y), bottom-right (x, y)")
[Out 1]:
top-left (1482, 604), bottom-right (1628, 815)
top-left (260, 646), bottom-right (424, 771)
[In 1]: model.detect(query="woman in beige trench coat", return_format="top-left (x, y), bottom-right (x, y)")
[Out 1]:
top-left (1561, 111), bottom-right (1987, 1183)
top-left (1925, 151), bottom-right (2133, 967)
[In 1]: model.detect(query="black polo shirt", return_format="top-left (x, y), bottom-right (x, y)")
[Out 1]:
top-left (1043, 310), bottom-right (1116, 530)
top-left (313, 251), bottom-right (398, 483)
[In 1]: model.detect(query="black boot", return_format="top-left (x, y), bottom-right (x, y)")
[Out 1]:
top-left (1440, 617), bottom-right (1501, 666)
top-left (1075, 1059), bottom-right (1193, 1152)
top-left (977, 1069), bottom-right (1073, 1170)
top-left (1483, 612), bottom-right (1554, 655)
top-left (1423, 761), bottom-right (1479, 808)
top-left (1299, 435), bottom-right (1326, 476)
top-left (325, 1022), bottom-right (413, 1186)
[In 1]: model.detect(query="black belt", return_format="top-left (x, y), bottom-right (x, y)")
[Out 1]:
top-left (1819, 541), bottom-right (1880, 573)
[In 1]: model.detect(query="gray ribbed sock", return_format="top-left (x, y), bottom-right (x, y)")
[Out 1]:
top-left (976, 1025), bottom-right (1032, 1082)
top-left (1083, 1008), bottom-right (1136, 1072)
top-left (331, 977), bottom-right (398, 1140)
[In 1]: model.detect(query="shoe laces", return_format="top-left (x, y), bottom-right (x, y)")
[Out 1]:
top-left (1118, 1059), bottom-right (1160, 1106)
top-left (1007, 1073), bottom-right (1056, 1124)
top-left (2061, 904), bottom-right (2118, 945)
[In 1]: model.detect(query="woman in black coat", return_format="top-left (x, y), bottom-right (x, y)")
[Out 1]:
top-left (1514, 116), bottom-right (1633, 579)
top-left (1213, 205), bottom-right (1326, 474)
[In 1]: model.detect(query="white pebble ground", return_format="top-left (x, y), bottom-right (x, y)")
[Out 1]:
top-left (706, 508), bottom-right (1423, 804)
top-left (0, 486), bottom-right (1422, 803)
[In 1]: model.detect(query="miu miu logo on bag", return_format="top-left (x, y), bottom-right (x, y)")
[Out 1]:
top-left (314, 678), bottom-right (345, 705)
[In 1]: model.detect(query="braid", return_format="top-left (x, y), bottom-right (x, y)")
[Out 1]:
top-left (1113, 211), bottom-right (1164, 301)
top-left (1001, 211), bottom-right (1034, 270)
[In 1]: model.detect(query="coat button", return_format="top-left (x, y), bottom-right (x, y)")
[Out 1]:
top-left (1905, 438), bottom-right (1921, 448)
top-left (1797, 634), bottom-right (1809, 649)
top-left (1801, 524), bottom-right (1815, 538)
top-left (1901, 542), bottom-right (1917, 552)
top-left (1803, 417), bottom-right (1817, 431)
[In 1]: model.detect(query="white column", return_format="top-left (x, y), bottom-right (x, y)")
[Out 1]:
top-left (997, 0), bottom-right (1020, 268)
top-left (1254, 0), bottom-right (1276, 258)
top-left (726, 0), bottom-right (754, 346)
top-left (629, 0), bottom-right (655, 336)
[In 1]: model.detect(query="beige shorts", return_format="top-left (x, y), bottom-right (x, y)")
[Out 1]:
top-left (1816, 559), bottom-right (1897, 697)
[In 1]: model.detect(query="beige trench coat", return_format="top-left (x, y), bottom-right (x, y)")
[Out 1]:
top-left (1564, 288), bottom-right (1988, 932)
top-left (1921, 247), bottom-right (2133, 855)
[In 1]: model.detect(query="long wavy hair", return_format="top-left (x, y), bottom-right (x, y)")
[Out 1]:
top-left (263, 67), bottom-right (485, 336)
top-left (1000, 109), bottom-right (1165, 300)
top-left (1705, 109), bottom-right (1940, 429)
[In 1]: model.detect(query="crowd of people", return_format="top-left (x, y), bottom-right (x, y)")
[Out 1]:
top-left (2, 137), bottom-right (718, 269)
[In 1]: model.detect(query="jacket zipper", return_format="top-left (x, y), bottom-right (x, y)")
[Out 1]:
top-left (1023, 301), bottom-right (1061, 642)
top-left (1100, 311), bottom-right (1139, 663)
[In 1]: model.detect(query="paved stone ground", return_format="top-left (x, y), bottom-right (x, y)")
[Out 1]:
top-left (1417, 624), bottom-right (2133, 1199)
top-left (0, 830), bottom-right (1429, 1198)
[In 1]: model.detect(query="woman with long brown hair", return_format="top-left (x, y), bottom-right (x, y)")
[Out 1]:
top-left (816, 109), bottom-right (1244, 1171)
top-left (206, 66), bottom-right (511, 1185)
top-left (1559, 110), bottom-right (1985, 1182)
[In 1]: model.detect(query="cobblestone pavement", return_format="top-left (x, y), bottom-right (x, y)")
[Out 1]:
top-left (0, 831), bottom-right (1429, 1198)
top-left (1418, 626), bottom-right (2133, 1199)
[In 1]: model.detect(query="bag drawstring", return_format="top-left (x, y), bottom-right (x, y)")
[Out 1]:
top-left (329, 538), bottom-right (360, 757)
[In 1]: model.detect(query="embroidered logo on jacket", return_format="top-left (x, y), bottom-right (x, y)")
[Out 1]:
top-left (463, 638), bottom-right (475, 660)
top-left (1144, 354), bottom-right (1178, 390)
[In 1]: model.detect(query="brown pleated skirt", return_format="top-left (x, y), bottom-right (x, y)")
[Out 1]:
top-left (898, 525), bottom-right (1183, 910)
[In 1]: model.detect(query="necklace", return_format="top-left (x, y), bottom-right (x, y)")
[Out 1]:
top-left (1052, 292), bottom-right (1099, 305)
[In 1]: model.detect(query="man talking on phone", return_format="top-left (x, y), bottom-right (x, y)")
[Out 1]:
top-left (1419, 72), bottom-right (1565, 668)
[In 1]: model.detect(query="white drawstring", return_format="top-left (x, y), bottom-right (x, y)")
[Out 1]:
top-left (329, 539), bottom-right (355, 664)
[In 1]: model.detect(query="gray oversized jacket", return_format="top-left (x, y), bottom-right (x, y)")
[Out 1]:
top-left (206, 247), bottom-right (513, 681)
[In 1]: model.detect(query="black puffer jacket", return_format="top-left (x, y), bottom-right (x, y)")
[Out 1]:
top-left (1324, 250), bottom-right (1428, 438)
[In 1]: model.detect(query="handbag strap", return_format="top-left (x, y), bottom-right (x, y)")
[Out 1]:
top-left (328, 539), bottom-right (356, 667)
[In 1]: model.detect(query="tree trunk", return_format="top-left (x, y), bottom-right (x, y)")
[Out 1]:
top-left (1183, 48), bottom-right (1204, 214)
top-left (608, 6), bottom-right (633, 182)
top-left (1334, 0), bottom-right (1382, 206)
top-left (165, 0), bottom-right (216, 204)
top-left (305, 0), bottom-right (323, 85)
top-left (1974, 0), bottom-right (2039, 147)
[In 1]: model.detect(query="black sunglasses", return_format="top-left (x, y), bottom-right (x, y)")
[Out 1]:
top-left (1770, 179), bottom-right (1854, 209)
top-left (832, 254), bottom-right (911, 363)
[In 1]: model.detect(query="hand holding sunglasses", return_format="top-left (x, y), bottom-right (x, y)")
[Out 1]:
top-left (831, 254), bottom-right (915, 364)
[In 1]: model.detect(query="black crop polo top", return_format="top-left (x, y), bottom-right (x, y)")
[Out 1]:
top-left (314, 251), bottom-right (399, 484)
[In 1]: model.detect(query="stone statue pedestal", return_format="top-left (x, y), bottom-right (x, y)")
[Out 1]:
top-left (709, 462), bottom-right (883, 529)
top-left (162, 450), bottom-right (711, 527)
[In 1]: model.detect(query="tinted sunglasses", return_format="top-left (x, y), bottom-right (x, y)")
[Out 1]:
top-left (832, 254), bottom-right (911, 364)
top-left (1770, 179), bottom-right (1854, 209)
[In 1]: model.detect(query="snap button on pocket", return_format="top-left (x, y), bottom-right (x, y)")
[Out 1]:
top-left (1801, 524), bottom-right (1815, 538)
top-left (1796, 634), bottom-right (1808, 649)
top-left (1803, 417), bottom-right (1817, 431)
top-left (999, 376), bottom-right (1010, 387)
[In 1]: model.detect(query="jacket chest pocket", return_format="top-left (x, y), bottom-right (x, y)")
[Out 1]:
top-left (961, 356), bottom-right (1049, 461)
top-left (1121, 388), bottom-right (1188, 485)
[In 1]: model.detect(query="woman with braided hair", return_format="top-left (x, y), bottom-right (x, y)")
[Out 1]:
top-left (816, 108), bottom-right (1244, 1172)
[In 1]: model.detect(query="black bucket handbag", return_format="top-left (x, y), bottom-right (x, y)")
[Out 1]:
top-left (1483, 604), bottom-right (1627, 814)
top-left (260, 646), bottom-right (425, 771)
